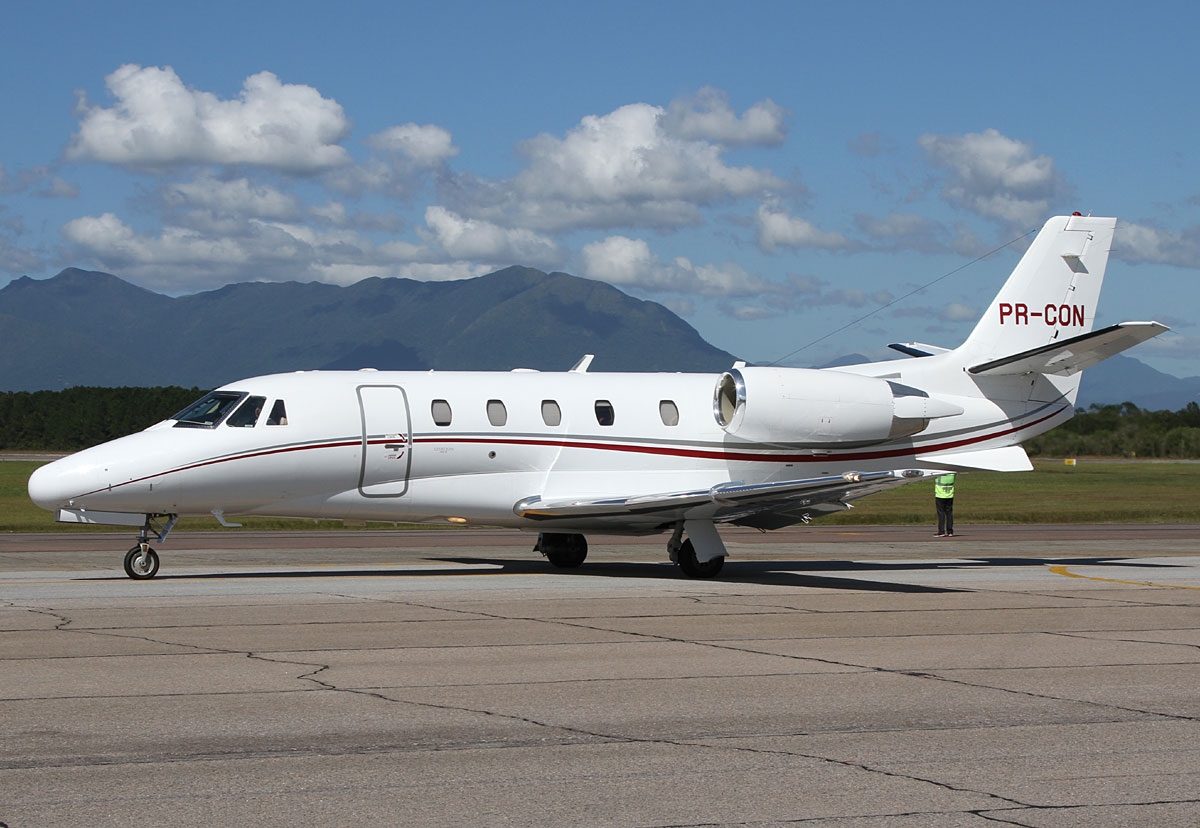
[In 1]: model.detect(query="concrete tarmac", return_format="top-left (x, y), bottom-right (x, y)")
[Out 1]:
top-left (1, 525), bottom-right (1198, 827)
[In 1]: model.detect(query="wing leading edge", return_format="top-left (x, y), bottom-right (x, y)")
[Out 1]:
top-left (515, 469), bottom-right (930, 531)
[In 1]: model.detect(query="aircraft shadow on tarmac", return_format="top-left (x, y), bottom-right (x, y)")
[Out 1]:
top-left (84, 555), bottom-right (1183, 593)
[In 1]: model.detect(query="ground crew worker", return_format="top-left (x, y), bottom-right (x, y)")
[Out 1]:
top-left (934, 473), bottom-right (956, 537)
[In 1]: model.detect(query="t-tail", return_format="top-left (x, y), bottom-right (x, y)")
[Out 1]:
top-left (959, 215), bottom-right (1114, 368)
top-left (848, 215), bottom-right (1169, 472)
top-left (950, 215), bottom-right (1167, 407)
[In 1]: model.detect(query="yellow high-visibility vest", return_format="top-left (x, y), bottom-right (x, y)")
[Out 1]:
top-left (934, 473), bottom-right (956, 499)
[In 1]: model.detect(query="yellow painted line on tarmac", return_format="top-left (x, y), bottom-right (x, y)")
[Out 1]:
top-left (1048, 564), bottom-right (1200, 591)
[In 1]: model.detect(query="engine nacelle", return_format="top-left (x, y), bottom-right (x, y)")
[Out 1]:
top-left (713, 367), bottom-right (960, 446)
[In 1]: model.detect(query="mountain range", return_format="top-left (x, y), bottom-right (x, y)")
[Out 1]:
top-left (2, 267), bottom-right (1196, 410)
top-left (0, 267), bottom-right (735, 390)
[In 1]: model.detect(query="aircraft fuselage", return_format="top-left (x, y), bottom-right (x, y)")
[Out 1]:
top-left (29, 365), bottom-right (1061, 535)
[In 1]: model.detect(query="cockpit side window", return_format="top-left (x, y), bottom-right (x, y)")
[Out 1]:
top-left (172, 391), bottom-right (246, 428)
top-left (227, 396), bottom-right (267, 428)
top-left (266, 399), bottom-right (288, 426)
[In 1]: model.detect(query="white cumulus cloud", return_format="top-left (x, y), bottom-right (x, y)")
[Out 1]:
top-left (1114, 221), bottom-right (1200, 269)
top-left (661, 87), bottom-right (788, 146)
top-left (366, 123), bottom-right (459, 166)
top-left (163, 175), bottom-right (301, 220)
top-left (452, 100), bottom-right (785, 233)
top-left (422, 206), bottom-right (562, 267)
top-left (67, 64), bottom-right (352, 172)
top-left (60, 211), bottom-right (430, 290)
top-left (580, 235), bottom-right (772, 297)
top-left (755, 205), bottom-right (854, 253)
top-left (918, 129), bottom-right (1062, 227)
top-left (62, 212), bottom-right (258, 275)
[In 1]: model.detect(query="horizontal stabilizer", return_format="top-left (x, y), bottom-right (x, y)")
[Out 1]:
top-left (888, 342), bottom-right (951, 358)
top-left (917, 445), bottom-right (1033, 472)
top-left (968, 322), bottom-right (1169, 378)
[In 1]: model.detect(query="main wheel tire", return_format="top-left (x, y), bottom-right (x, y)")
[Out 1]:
top-left (677, 538), bottom-right (724, 578)
top-left (123, 545), bottom-right (160, 580)
top-left (542, 533), bottom-right (588, 568)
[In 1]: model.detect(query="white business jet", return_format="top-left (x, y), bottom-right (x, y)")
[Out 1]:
top-left (28, 215), bottom-right (1166, 579)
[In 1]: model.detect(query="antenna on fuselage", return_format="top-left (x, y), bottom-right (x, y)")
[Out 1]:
top-left (570, 354), bottom-right (594, 373)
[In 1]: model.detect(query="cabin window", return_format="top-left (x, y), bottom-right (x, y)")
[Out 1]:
top-left (266, 399), bottom-right (288, 426)
top-left (172, 391), bottom-right (246, 428)
top-left (431, 399), bottom-right (452, 427)
top-left (227, 396), bottom-right (267, 428)
top-left (541, 400), bottom-right (561, 426)
top-left (594, 400), bottom-right (615, 426)
top-left (487, 399), bottom-right (508, 426)
top-left (659, 400), bottom-right (679, 426)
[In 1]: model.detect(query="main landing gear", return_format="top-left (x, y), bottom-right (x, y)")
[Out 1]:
top-left (536, 532), bottom-right (588, 568)
top-left (535, 519), bottom-right (727, 578)
top-left (673, 538), bottom-right (725, 578)
top-left (667, 520), bottom-right (726, 578)
top-left (121, 514), bottom-right (178, 580)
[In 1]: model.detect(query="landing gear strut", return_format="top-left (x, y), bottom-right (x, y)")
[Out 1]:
top-left (122, 514), bottom-right (178, 580)
top-left (536, 532), bottom-right (588, 568)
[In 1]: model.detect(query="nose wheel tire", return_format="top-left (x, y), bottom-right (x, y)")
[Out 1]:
top-left (124, 545), bottom-right (160, 580)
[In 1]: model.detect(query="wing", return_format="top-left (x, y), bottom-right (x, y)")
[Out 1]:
top-left (514, 469), bottom-right (930, 532)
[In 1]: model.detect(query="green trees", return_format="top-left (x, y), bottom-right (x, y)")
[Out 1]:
top-left (1026, 401), bottom-right (1200, 458)
top-left (0, 387), bottom-right (203, 450)
top-left (3, 387), bottom-right (1199, 457)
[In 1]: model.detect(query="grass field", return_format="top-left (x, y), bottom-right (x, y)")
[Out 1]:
top-left (3, 459), bottom-right (1198, 534)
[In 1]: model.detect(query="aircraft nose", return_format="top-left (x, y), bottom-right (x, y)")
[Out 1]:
top-left (27, 459), bottom-right (81, 511)
top-left (28, 458), bottom-right (74, 508)
top-left (27, 451), bottom-right (114, 512)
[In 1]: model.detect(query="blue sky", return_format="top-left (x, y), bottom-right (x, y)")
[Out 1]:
top-left (3, 0), bottom-right (1198, 377)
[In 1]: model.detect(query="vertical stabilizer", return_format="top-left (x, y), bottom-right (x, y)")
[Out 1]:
top-left (958, 215), bottom-right (1116, 364)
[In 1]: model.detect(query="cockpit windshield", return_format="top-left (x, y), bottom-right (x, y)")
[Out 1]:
top-left (172, 391), bottom-right (247, 428)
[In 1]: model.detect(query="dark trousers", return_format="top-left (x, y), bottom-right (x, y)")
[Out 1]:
top-left (936, 497), bottom-right (954, 534)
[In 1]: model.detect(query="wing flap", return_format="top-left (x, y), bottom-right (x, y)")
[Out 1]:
top-left (968, 321), bottom-right (1169, 377)
top-left (515, 470), bottom-right (929, 526)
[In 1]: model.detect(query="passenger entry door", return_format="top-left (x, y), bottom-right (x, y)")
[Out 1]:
top-left (357, 385), bottom-right (412, 497)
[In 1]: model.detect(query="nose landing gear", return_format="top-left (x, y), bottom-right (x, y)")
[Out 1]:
top-left (121, 514), bottom-right (178, 580)
top-left (124, 543), bottom-right (160, 579)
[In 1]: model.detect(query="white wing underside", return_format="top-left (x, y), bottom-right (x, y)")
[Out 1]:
top-left (515, 469), bottom-right (928, 531)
